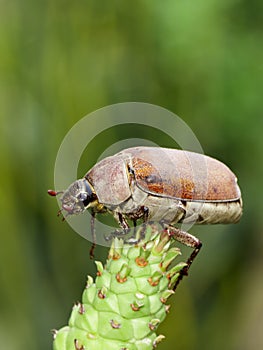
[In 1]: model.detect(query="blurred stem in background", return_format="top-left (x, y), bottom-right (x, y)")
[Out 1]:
top-left (0, 1), bottom-right (262, 350)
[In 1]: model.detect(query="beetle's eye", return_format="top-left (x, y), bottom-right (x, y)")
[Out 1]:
top-left (77, 192), bottom-right (88, 201)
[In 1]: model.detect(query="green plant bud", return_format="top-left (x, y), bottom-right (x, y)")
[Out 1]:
top-left (53, 225), bottom-right (187, 350)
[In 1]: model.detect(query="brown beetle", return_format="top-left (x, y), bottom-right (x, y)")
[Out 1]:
top-left (48, 147), bottom-right (242, 287)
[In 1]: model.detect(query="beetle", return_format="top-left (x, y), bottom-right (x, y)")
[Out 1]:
top-left (48, 147), bottom-right (242, 286)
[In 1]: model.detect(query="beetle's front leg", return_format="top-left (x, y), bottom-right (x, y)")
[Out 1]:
top-left (163, 225), bottom-right (202, 291)
top-left (89, 209), bottom-right (96, 259)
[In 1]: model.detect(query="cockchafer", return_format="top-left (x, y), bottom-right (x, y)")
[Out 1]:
top-left (48, 147), bottom-right (242, 286)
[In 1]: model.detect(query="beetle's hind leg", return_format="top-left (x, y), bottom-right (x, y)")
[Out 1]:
top-left (163, 225), bottom-right (202, 291)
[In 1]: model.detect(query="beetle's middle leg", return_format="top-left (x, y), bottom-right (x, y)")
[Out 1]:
top-left (163, 225), bottom-right (202, 291)
top-left (113, 211), bottom-right (130, 230)
top-left (109, 211), bottom-right (131, 240)
top-left (112, 207), bottom-right (149, 243)
top-left (126, 206), bottom-right (149, 243)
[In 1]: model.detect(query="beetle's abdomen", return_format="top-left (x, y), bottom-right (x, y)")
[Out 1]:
top-left (179, 199), bottom-right (242, 224)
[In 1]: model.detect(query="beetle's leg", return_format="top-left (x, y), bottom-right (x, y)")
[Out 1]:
top-left (110, 211), bottom-right (131, 236)
top-left (142, 206), bottom-right (149, 222)
top-left (119, 212), bottom-right (130, 230)
top-left (165, 225), bottom-right (201, 248)
top-left (127, 206), bottom-right (149, 225)
top-left (125, 206), bottom-right (150, 243)
top-left (113, 211), bottom-right (130, 230)
top-left (89, 210), bottom-right (96, 259)
top-left (132, 219), bottom-right (137, 238)
top-left (164, 225), bottom-right (202, 291)
top-left (138, 206), bottom-right (149, 240)
top-left (57, 209), bottom-right (66, 221)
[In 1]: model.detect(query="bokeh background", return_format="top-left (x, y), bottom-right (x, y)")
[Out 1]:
top-left (1, 1), bottom-right (262, 349)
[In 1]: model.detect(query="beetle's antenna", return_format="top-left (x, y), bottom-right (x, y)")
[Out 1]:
top-left (48, 189), bottom-right (64, 197)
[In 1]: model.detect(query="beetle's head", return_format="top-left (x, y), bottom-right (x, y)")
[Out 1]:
top-left (48, 179), bottom-right (97, 216)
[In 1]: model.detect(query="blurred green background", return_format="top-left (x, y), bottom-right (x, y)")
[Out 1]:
top-left (0, 1), bottom-right (262, 349)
